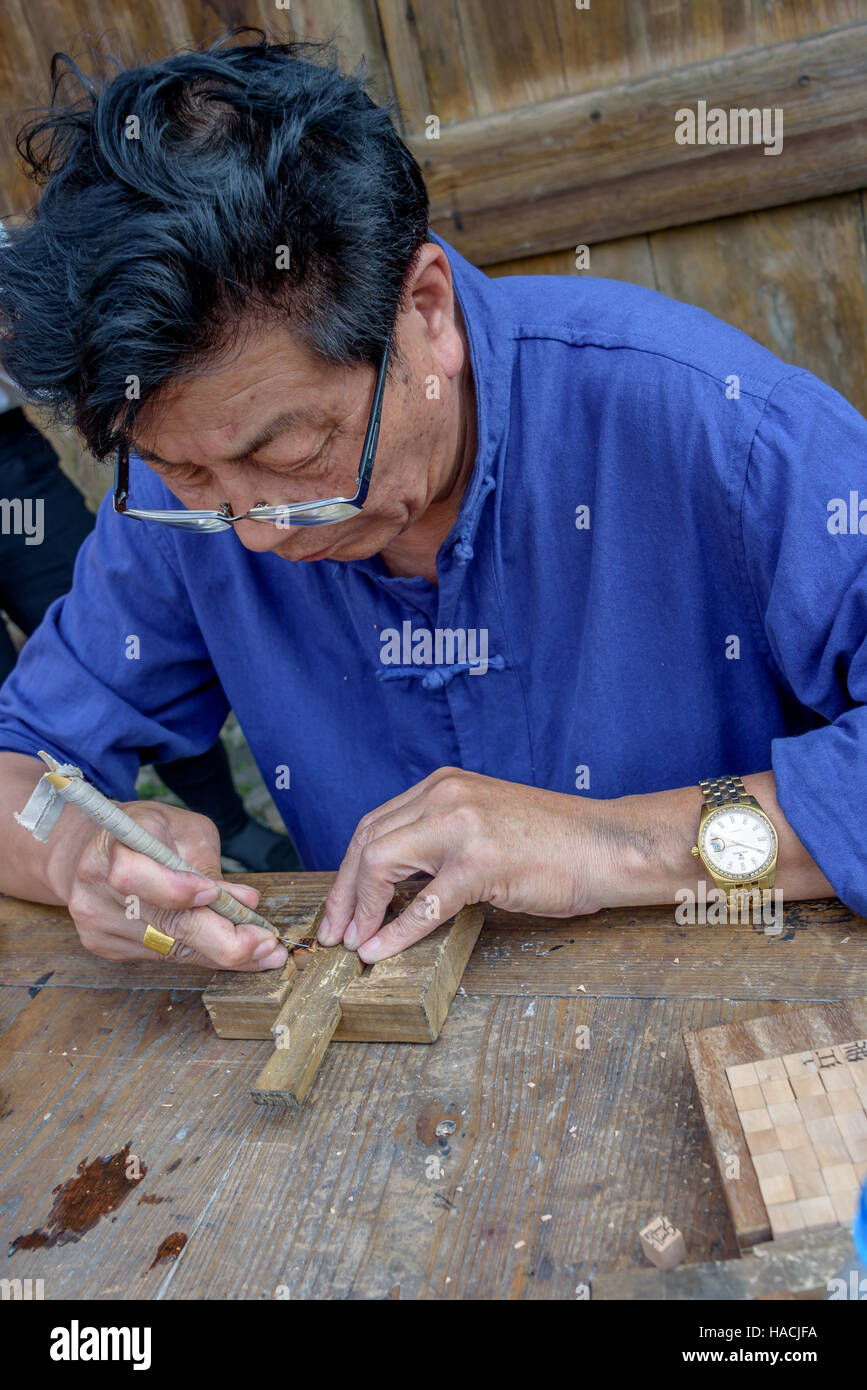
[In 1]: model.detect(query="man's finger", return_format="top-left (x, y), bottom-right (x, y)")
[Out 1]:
top-left (90, 922), bottom-right (282, 970)
top-left (356, 875), bottom-right (466, 963)
top-left (159, 903), bottom-right (285, 970)
top-left (319, 802), bottom-right (429, 945)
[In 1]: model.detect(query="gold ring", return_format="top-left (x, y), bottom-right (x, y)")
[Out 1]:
top-left (142, 923), bottom-right (176, 956)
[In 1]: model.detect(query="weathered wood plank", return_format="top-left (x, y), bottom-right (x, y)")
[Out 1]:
top-left (489, 229), bottom-right (659, 290)
top-left (592, 1223), bottom-right (854, 1300)
top-left (201, 960), bottom-right (298, 1040)
top-left (251, 947), bottom-right (363, 1108)
top-left (0, 1), bottom-right (393, 212)
top-left (384, 0), bottom-right (864, 128)
top-left (335, 904), bottom-right (485, 1042)
top-left (648, 189), bottom-right (867, 420)
top-left (167, 995), bottom-right (761, 1299)
top-left (200, 897), bottom-right (329, 1036)
top-left (2, 985), bottom-right (778, 1300)
top-left (207, 904), bottom-right (487, 1044)
top-left (409, 27), bottom-right (867, 263)
top-left (2, 880), bottom-right (864, 1000)
top-left (0, 985), bottom-right (268, 1296)
top-left (683, 998), bottom-right (867, 1249)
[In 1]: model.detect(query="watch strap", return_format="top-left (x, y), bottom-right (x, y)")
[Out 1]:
top-left (699, 774), bottom-right (750, 807)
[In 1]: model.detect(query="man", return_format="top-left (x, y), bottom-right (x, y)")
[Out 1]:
top-left (0, 36), bottom-right (861, 975)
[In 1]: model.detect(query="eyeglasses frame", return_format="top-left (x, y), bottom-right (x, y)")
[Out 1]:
top-left (113, 327), bottom-right (393, 532)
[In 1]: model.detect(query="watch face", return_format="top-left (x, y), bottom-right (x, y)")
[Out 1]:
top-left (699, 805), bottom-right (777, 880)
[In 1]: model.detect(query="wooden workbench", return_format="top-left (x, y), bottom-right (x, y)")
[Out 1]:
top-left (1, 875), bottom-right (864, 1300)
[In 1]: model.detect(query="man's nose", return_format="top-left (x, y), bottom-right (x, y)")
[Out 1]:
top-left (220, 497), bottom-right (269, 520)
top-left (225, 496), bottom-right (298, 553)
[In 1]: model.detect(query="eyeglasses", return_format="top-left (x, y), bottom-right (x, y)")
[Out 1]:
top-left (113, 328), bottom-right (392, 532)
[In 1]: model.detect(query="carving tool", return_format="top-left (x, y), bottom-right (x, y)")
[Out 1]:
top-left (14, 749), bottom-right (304, 947)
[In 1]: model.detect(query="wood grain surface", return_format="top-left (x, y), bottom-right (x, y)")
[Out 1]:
top-left (1, 983), bottom-right (765, 1299)
top-left (408, 27), bottom-right (867, 262)
top-left (2, 867), bottom-right (864, 1298)
top-left (2, 878), bottom-right (864, 1000)
top-left (251, 946), bottom-right (362, 1108)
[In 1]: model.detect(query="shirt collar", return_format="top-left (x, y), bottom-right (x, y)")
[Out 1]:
top-left (427, 231), bottom-right (514, 545)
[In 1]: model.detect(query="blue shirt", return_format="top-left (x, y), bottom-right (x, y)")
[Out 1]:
top-left (1, 232), bottom-right (866, 913)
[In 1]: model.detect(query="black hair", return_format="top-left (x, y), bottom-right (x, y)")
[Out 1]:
top-left (0, 30), bottom-right (429, 459)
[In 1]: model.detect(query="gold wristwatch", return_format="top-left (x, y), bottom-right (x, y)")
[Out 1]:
top-left (691, 775), bottom-right (778, 918)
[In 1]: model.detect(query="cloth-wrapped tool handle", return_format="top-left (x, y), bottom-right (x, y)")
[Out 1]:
top-left (13, 750), bottom-right (295, 941)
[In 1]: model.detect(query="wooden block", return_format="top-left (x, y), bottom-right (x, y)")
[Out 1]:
top-left (806, 1111), bottom-right (858, 1163)
top-left (830, 1190), bottom-right (859, 1223)
top-left (829, 1088), bottom-right (863, 1114)
top-left (202, 958), bottom-right (298, 1039)
top-left (639, 1215), bottom-right (686, 1270)
top-left (813, 1043), bottom-right (846, 1065)
top-left (783, 1145), bottom-right (821, 1176)
top-left (745, 1127), bottom-right (782, 1157)
top-left (783, 1050), bottom-right (817, 1077)
top-left (836, 1109), bottom-right (867, 1140)
top-left (768, 1101), bottom-right (801, 1127)
top-left (767, 1202), bottom-right (804, 1239)
top-left (336, 906), bottom-right (484, 1042)
top-left (758, 1173), bottom-right (795, 1206)
top-left (204, 899), bottom-right (484, 1044)
top-left (761, 1078), bottom-right (794, 1107)
top-left (823, 1162), bottom-right (859, 1194)
top-left (684, 1000), bottom-right (867, 1251)
top-left (797, 1093), bottom-right (831, 1121)
top-left (790, 1170), bottom-right (827, 1201)
top-left (776, 1122), bottom-right (809, 1151)
top-left (822, 1068), bottom-right (856, 1093)
top-left (814, 1136), bottom-right (851, 1167)
top-left (814, 1048), bottom-right (854, 1090)
top-left (753, 1151), bottom-right (789, 1180)
top-left (806, 1115), bottom-right (844, 1145)
top-left (837, 1040), bottom-right (867, 1069)
top-left (756, 1057), bottom-right (787, 1082)
top-left (798, 1196), bottom-right (837, 1229)
top-left (250, 946), bottom-right (363, 1109)
top-left (726, 1061), bottom-right (759, 1088)
top-left (791, 1072), bottom-right (825, 1099)
top-left (200, 895), bottom-right (329, 1038)
top-left (740, 1107), bottom-right (773, 1135)
top-left (844, 1135), bottom-right (867, 1164)
top-left (732, 1083), bottom-right (765, 1111)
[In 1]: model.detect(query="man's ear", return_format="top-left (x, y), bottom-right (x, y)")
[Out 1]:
top-left (402, 243), bottom-right (465, 381)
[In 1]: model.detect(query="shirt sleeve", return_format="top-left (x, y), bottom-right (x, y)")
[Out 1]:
top-left (740, 369), bottom-right (867, 915)
top-left (0, 455), bottom-right (230, 799)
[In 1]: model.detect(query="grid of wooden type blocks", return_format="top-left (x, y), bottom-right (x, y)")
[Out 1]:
top-left (726, 1040), bottom-right (867, 1240)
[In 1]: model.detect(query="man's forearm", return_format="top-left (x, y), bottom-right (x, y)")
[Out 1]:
top-left (605, 770), bottom-right (834, 907)
top-left (0, 751), bottom-right (94, 905)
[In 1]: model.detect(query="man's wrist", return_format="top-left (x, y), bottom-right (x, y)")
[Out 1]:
top-left (598, 786), bottom-right (704, 908)
top-left (44, 803), bottom-right (97, 904)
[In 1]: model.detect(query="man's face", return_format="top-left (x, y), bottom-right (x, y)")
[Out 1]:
top-left (131, 246), bottom-right (468, 564)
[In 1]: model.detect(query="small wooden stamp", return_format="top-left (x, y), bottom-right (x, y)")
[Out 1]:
top-left (639, 1214), bottom-right (687, 1270)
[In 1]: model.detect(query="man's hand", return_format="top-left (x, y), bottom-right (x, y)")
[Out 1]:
top-left (316, 767), bottom-right (835, 964)
top-left (317, 768), bottom-right (626, 961)
top-left (60, 799), bottom-right (287, 970)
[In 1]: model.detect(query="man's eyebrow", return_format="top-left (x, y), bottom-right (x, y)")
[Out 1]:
top-left (135, 407), bottom-right (323, 468)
